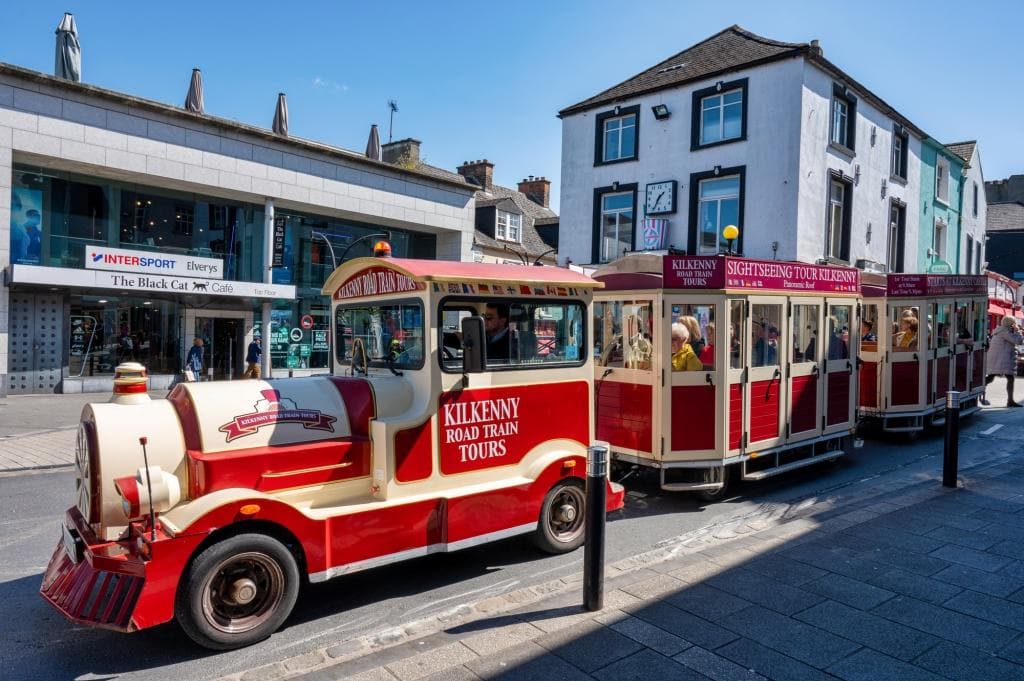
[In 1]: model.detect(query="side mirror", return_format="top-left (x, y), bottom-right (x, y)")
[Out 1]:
top-left (461, 316), bottom-right (485, 374)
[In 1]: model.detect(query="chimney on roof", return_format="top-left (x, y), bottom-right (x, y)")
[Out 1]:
top-left (457, 159), bottom-right (494, 191)
top-left (382, 138), bottom-right (421, 168)
top-left (809, 39), bottom-right (823, 57)
top-left (518, 175), bottom-right (552, 208)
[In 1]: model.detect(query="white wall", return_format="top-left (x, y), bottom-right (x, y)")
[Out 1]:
top-left (795, 62), bottom-right (921, 270)
top-left (559, 57), bottom-right (806, 266)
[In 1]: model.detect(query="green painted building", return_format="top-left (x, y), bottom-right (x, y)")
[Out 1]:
top-left (918, 139), bottom-right (965, 273)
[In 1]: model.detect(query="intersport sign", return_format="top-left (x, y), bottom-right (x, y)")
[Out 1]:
top-left (86, 245), bottom-right (224, 279)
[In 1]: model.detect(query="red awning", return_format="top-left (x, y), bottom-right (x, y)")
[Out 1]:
top-left (1016, 309), bottom-right (1024, 319)
top-left (989, 302), bottom-right (1011, 317)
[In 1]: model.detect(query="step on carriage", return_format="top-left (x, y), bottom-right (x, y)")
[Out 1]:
top-left (859, 272), bottom-right (988, 433)
top-left (592, 253), bottom-right (860, 499)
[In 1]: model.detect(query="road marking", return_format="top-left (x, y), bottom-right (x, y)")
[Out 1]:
top-left (981, 424), bottom-right (1004, 436)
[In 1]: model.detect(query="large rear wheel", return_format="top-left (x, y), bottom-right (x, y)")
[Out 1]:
top-left (534, 480), bottom-right (586, 554)
top-left (176, 533), bottom-right (300, 650)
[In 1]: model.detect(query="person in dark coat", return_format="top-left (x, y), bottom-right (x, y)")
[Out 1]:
top-left (186, 337), bottom-right (204, 382)
top-left (244, 337), bottom-right (262, 378)
top-left (484, 304), bottom-right (513, 363)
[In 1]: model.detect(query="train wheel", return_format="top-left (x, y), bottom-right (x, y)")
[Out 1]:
top-left (696, 466), bottom-right (731, 503)
top-left (177, 533), bottom-right (300, 650)
top-left (534, 480), bottom-right (586, 554)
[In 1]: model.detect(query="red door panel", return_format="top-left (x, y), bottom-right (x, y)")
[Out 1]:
top-left (859, 361), bottom-right (878, 408)
top-left (790, 374), bottom-right (818, 434)
top-left (891, 363), bottom-right (919, 406)
top-left (671, 384), bottom-right (715, 451)
top-left (955, 356), bottom-right (968, 392)
top-left (729, 384), bottom-right (743, 450)
top-left (972, 350), bottom-right (985, 389)
top-left (749, 378), bottom-right (780, 443)
top-left (826, 372), bottom-right (851, 426)
top-left (936, 358), bottom-right (950, 399)
top-left (596, 381), bottom-right (652, 452)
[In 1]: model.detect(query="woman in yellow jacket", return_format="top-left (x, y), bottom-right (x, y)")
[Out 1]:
top-left (671, 323), bottom-right (703, 371)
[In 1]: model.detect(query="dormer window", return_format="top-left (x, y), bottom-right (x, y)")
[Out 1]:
top-left (497, 210), bottom-right (521, 242)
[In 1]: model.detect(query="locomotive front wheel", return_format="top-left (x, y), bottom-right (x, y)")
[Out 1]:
top-left (534, 480), bottom-right (586, 554)
top-left (177, 533), bottom-right (300, 650)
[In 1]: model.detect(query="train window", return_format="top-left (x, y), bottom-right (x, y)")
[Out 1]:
top-left (973, 302), bottom-right (986, 344)
top-left (861, 304), bottom-right (879, 353)
top-left (729, 300), bottom-right (744, 369)
top-left (440, 298), bottom-right (586, 371)
top-left (792, 304), bottom-right (820, 363)
top-left (955, 302), bottom-right (974, 346)
top-left (336, 301), bottom-right (425, 370)
top-left (595, 300), bottom-right (653, 370)
top-left (750, 304), bottom-right (781, 367)
top-left (893, 306), bottom-right (919, 351)
top-left (828, 305), bottom-right (852, 360)
top-left (931, 303), bottom-right (952, 349)
top-left (672, 304), bottom-right (716, 370)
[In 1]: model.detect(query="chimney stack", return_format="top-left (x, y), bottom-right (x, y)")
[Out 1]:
top-left (517, 175), bottom-right (551, 208)
top-left (382, 138), bottom-right (421, 167)
top-left (457, 159), bottom-right (494, 191)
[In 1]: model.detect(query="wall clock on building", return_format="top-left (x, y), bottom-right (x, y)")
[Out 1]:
top-left (645, 180), bottom-right (677, 215)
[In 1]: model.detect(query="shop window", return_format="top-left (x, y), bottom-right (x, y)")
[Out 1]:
top-left (69, 296), bottom-right (181, 376)
top-left (671, 303), bottom-right (716, 370)
top-left (593, 300), bottom-right (653, 371)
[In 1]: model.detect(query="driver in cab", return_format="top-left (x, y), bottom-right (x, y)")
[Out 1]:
top-left (484, 303), bottom-right (512, 362)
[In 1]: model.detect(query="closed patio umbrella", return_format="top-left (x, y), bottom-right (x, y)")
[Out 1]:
top-left (272, 93), bottom-right (288, 136)
top-left (184, 68), bottom-right (204, 114)
top-left (54, 12), bottom-right (81, 82)
top-left (365, 124), bottom-right (382, 161)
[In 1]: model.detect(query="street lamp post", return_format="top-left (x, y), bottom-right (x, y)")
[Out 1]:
top-left (310, 231), bottom-right (337, 271)
top-left (722, 224), bottom-right (739, 255)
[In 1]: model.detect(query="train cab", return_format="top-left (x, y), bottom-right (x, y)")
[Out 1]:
top-left (592, 253), bottom-right (860, 499)
top-left (859, 273), bottom-right (988, 432)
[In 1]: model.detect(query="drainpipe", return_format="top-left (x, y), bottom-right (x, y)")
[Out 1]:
top-left (954, 165), bottom-right (966, 273)
top-left (262, 198), bottom-right (274, 379)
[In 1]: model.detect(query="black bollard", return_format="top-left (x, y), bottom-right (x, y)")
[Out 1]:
top-left (943, 391), bottom-right (960, 488)
top-left (583, 444), bottom-right (608, 612)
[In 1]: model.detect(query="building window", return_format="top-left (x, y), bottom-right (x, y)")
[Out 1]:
top-left (687, 166), bottom-right (745, 255)
top-left (691, 78), bottom-right (748, 150)
top-left (936, 157), bottom-right (950, 204)
top-left (592, 186), bottom-right (636, 263)
top-left (496, 210), bottom-right (522, 242)
top-left (887, 200), bottom-right (906, 273)
top-left (173, 204), bottom-right (194, 236)
top-left (966, 235), bottom-right (974, 274)
top-left (594, 106), bottom-right (640, 165)
top-left (891, 126), bottom-right (908, 180)
top-left (825, 172), bottom-right (853, 261)
top-left (829, 84), bottom-right (857, 153)
top-left (933, 218), bottom-right (946, 262)
top-left (973, 182), bottom-right (979, 218)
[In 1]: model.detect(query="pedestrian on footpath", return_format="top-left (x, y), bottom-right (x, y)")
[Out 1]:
top-left (982, 315), bottom-right (1023, 407)
top-left (244, 337), bottom-right (262, 378)
top-left (185, 337), bottom-right (204, 382)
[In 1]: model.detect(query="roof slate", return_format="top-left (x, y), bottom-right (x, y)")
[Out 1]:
top-left (988, 202), bottom-right (1024, 232)
top-left (559, 25), bottom-right (805, 116)
top-left (945, 141), bottom-right (977, 164)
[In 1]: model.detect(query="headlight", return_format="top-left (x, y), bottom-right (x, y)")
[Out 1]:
top-left (115, 466), bottom-right (181, 520)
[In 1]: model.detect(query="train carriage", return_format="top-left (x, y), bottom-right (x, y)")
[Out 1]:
top-left (859, 273), bottom-right (988, 433)
top-left (592, 253), bottom-right (860, 499)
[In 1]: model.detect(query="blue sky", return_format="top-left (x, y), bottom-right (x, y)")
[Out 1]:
top-left (3, 1), bottom-right (1021, 213)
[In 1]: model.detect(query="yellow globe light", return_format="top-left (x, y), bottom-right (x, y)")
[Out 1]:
top-left (722, 224), bottom-right (739, 241)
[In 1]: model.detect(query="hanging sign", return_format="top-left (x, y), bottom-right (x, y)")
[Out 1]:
top-left (272, 217), bottom-right (287, 268)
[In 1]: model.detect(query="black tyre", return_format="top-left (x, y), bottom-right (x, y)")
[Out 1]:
top-left (176, 533), bottom-right (300, 650)
top-left (696, 466), bottom-right (731, 503)
top-left (533, 480), bottom-right (586, 554)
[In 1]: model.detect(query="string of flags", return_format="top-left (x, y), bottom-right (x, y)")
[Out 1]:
top-left (431, 282), bottom-right (579, 296)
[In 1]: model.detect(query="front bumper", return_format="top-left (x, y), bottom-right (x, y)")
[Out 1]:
top-left (40, 508), bottom-right (146, 632)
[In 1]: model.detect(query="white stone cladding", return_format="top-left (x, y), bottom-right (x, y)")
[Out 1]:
top-left (558, 54), bottom-right (925, 271)
top-left (0, 66), bottom-right (477, 395)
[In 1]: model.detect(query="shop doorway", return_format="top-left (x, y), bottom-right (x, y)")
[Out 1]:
top-left (186, 309), bottom-right (253, 381)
